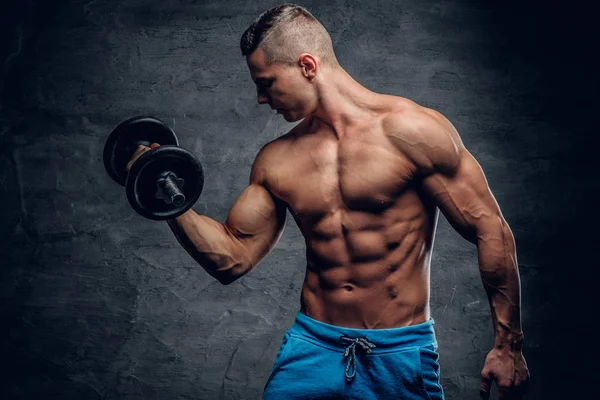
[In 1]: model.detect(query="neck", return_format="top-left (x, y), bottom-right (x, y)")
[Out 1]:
top-left (310, 66), bottom-right (377, 138)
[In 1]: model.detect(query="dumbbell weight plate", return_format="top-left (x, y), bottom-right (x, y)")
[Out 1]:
top-left (125, 145), bottom-right (204, 220)
top-left (103, 116), bottom-right (179, 187)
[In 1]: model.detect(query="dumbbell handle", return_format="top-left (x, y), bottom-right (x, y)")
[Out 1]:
top-left (131, 142), bottom-right (186, 207)
top-left (156, 172), bottom-right (186, 206)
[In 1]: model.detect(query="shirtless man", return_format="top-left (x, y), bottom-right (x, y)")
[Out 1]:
top-left (129, 4), bottom-right (529, 399)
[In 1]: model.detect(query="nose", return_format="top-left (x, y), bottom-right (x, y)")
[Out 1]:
top-left (257, 93), bottom-right (270, 105)
top-left (256, 86), bottom-right (270, 105)
top-left (257, 92), bottom-right (269, 104)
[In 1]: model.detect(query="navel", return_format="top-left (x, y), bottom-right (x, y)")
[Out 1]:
top-left (386, 285), bottom-right (398, 299)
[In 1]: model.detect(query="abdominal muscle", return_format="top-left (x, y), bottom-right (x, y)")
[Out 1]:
top-left (297, 204), bottom-right (435, 330)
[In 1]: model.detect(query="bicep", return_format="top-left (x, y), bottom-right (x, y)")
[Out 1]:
top-left (421, 148), bottom-right (504, 244)
top-left (224, 181), bottom-right (287, 272)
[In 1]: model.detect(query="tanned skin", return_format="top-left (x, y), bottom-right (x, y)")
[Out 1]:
top-left (128, 47), bottom-right (529, 399)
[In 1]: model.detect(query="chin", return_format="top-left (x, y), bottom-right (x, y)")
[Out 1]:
top-left (283, 110), bottom-right (307, 123)
top-left (284, 114), bottom-right (301, 122)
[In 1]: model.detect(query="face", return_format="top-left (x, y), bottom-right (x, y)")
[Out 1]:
top-left (246, 48), bottom-right (317, 122)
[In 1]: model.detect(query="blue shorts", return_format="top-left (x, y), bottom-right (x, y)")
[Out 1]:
top-left (263, 311), bottom-right (445, 400)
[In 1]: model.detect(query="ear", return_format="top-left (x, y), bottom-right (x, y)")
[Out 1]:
top-left (298, 53), bottom-right (317, 80)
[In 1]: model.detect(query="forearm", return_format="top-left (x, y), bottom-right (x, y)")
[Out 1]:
top-left (166, 209), bottom-right (248, 284)
top-left (476, 217), bottom-right (523, 351)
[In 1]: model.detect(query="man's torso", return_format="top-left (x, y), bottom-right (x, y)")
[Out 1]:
top-left (262, 95), bottom-right (447, 329)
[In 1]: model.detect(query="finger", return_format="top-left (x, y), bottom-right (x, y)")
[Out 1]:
top-left (127, 148), bottom-right (147, 171)
top-left (509, 364), bottom-right (530, 398)
top-left (131, 145), bottom-right (147, 158)
top-left (497, 383), bottom-right (518, 400)
top-left (509, 377), bottom-right (529, 399)
top-left (480, 374), bottom-right (492, 399)
top-left (128, 144), bottom-right (155, 171)
top-left (498, 386), bottom-right (510, 400)
top-left (133, 145), bottom-right (153, 158)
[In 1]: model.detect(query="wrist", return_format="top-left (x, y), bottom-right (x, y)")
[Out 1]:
top-left (494, 331), bottom-right (524, 352)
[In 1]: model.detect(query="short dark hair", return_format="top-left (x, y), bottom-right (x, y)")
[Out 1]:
top-left (240, 4), bottom-right (338, 67)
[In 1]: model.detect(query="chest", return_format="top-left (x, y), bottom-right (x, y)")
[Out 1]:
top-left (268, 130), bottom-right (417, 218)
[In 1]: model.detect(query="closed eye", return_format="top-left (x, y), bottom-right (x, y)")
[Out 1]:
top-left (256, 79), bottom-right (274, 89)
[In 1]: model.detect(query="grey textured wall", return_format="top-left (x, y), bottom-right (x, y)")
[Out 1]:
top-left (1, 0), bottom-right (598, 399)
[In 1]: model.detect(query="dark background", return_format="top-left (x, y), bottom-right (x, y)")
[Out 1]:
top-left (1, 0), bottom-right (598, 399)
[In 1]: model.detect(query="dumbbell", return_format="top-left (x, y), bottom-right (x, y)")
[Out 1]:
top-left (103, 116), bottom-right (204, 220)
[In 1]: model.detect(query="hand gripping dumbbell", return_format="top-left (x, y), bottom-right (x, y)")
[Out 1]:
top-left (103, 116), bottom-right (204, 220)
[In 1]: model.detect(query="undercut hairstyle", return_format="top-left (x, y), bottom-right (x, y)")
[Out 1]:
top-left (240, 4), bottom-right (339, 67)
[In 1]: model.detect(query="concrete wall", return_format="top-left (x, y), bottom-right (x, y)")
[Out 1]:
top-left (1, 0), bottom-right (598, 399)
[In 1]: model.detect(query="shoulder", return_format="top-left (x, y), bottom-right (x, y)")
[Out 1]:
top-left (249, 130), bottom-right (294, 186)
top-left (382, 103), bottom-right (464, 176)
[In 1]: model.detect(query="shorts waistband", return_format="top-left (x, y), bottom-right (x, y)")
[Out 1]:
top-left (289, 311), bottom-right (438, 353)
